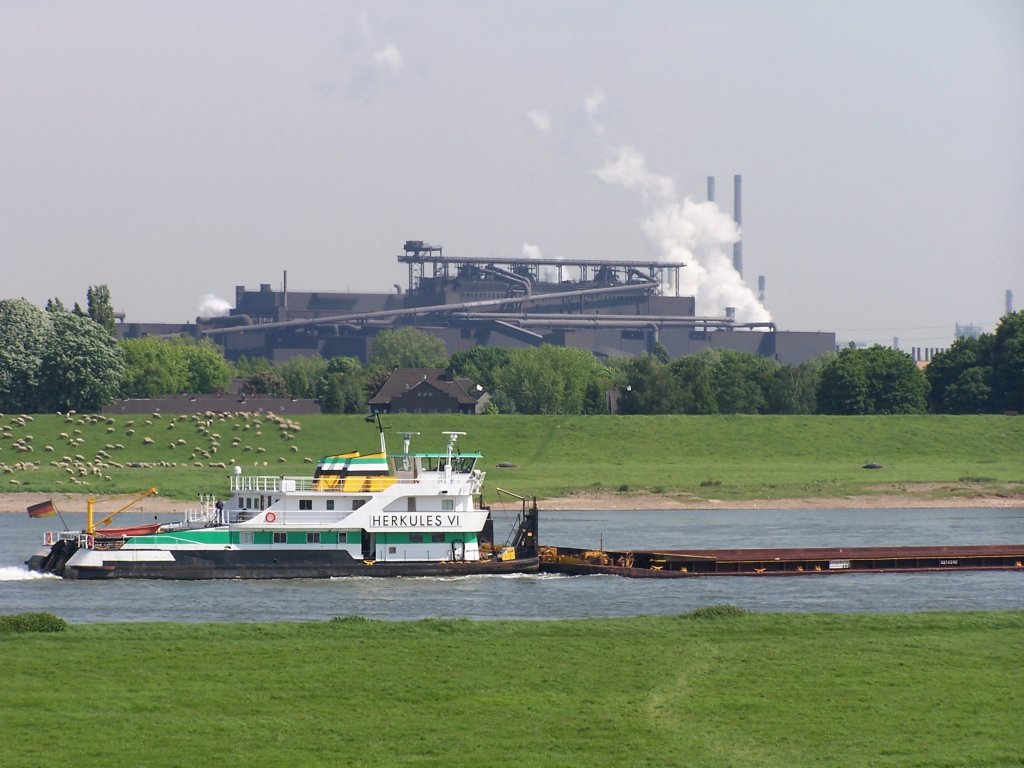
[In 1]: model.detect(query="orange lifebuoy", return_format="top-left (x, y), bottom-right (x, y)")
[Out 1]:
top-left (265, 512), bottom-right (277, 523)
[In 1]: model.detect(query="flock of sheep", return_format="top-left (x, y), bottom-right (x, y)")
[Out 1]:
top-left (1, 409), bottom-right (312, 489)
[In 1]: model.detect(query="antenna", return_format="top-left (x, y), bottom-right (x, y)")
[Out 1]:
top-left (365, 412), bottom-right (388, 454)
top-left (399, 431), bottom-right (420, 470)
top-left (441, 431), bottom-right (467, 474)
top-left (441, 431), bottom-right (466, 450)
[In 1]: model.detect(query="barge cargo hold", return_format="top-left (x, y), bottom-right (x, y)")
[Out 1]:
top-left (540, 545), bottom-right (1024, 578)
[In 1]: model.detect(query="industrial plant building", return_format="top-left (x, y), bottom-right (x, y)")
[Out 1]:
top-left (122, 240), bottom-right (835, 366)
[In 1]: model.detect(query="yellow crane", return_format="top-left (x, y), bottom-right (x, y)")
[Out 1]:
top-left (86, 487), bottom-right (159, 534)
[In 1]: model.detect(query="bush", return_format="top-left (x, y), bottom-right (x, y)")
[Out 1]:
top-left (0, 612), bottom-right (70, 634)
top-left (329, 615), bottom-right (374, 624)
top-left (683, 605), bottom-right (749, 619)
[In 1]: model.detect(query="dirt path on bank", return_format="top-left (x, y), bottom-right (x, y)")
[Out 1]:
top-left (2, 484), bottom-right (1022, 515)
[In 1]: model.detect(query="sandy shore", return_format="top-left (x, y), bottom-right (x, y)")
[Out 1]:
top-left (2, 485), bottom-right (1022, 515)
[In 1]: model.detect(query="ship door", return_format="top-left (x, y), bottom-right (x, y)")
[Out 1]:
top-left (361, 530), bottom-right (375, 560)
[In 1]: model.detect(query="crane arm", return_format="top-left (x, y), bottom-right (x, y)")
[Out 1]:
top-left (93, 487), bottom-right (159, 530)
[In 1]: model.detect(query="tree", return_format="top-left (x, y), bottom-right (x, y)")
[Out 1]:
top-left (245, 369), bottom-right (289, 397)
top-left (941, 367), bottom-right (993, 414)
top-left (369, 327), bottom-right (448, 371)
top-left (616, 355), bottom-right (686, 414)
top-left (119, 337), bottom-right (189, 398)
top-left (708, 349), bottom-right (779, 414)
top-left (816, 349), bottom-right (867, 414)
top-left (86, 284), bottom-right (117, 335)
top-left (817, 345), bottom-right (927, 415)
top-left (38, 311), bottom-right (125, 411)
top-left (449, 347), bottom-right (513, 395)
top-left (316, 357), bottom-right (367, 414)
top-left (767, 358), bottom-right (824, 414)
top-left (277, 356), bottom-right (328, 399)
top-left (495, 346), bottom-right (609, 414)
top-left (179, 338), bottom-right (233, 393)
top-left (669, 351), bottom-right (719, 414)
top-left (926, 336), bottom-right (992, 413)
top-left (990, 311), bottom-right (1024, 412)
top-left (0, 299), bottom-right (53, 412)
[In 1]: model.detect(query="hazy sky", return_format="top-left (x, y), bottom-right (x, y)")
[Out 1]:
top-left (2, 1), bottom-right (1022, 348)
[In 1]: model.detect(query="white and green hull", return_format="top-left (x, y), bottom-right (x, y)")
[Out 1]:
top-left (28, 430), bottom-right (540, 580)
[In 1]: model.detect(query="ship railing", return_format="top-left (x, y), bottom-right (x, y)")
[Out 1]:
top-left (230, 475), bottom-right (423, 493)
top-left (179, 495), bottom-right (225, 527)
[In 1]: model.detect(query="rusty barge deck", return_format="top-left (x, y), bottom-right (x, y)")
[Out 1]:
top-left (539, 544), bottom-right (1024, 578)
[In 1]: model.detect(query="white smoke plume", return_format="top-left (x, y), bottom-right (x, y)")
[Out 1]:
top-left (584, 89), bottom-right (606, 116)
top-left (522, 242), bottom-right (562, 283)
top-left (198, 294), bottom-right (232, 318)
top-left (373, 44), bottom-right (403, 73)
top-left (521, 242), bottom-right (543, 260)
top-left (526, 109), bottom-right (552, 134)
top-left (595, 145), bottom-right (771, 323)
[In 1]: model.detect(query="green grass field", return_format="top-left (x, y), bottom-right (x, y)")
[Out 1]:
top-left (1, 611), bottom-right (1021, 767)
top-left (1, 412), bottom-right (1022, 502)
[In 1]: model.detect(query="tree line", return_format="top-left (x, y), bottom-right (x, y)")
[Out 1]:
top-left (2, 290), bottom-right (1021, 416)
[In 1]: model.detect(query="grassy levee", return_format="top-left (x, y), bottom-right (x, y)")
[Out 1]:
top-left (1, 612), bottom-right (1021, 767)
top-left (1, 412), bottom-right (1023, 502)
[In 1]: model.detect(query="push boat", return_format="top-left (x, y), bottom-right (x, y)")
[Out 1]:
top-left (27, 426), bottom-right (539, 580)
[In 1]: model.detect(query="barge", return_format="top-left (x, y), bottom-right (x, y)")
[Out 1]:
top-left (27, 425), bottom-right (539, 580)
top-left (540, 544), bottom-right (1024, 578)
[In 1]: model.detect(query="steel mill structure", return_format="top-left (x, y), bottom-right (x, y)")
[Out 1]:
top-left (121, 240), bottom-right (834, 365)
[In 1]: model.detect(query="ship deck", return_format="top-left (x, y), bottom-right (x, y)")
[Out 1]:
top-left (540, 544), bottom-right (1024, 578)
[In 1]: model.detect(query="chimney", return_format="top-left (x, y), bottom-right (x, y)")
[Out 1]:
top-left (707, 176), bottom-right (715, 203)
top-left (1007, 289), bottom-right (1015, 315)
top-left (733, 174), bottom-right (743, 277)
top-left (758, 275), bottom-right (766, 306)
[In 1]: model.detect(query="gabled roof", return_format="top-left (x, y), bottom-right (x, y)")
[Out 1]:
top-left (368, 368), bottom-right (483, 406)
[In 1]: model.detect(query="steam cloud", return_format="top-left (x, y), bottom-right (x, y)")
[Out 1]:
top-left (198, 294), bottom-right (232, 318)
top-left (591, 136), bottom-right (770, 323)
top-left (522, 242), bottom-right (562, 283)
top-left (526, 91), bottom-right (771, 324)
top-left (373, 44), bottom-right (403, 73)
top-left (526, 109), bottom-right (552, 134)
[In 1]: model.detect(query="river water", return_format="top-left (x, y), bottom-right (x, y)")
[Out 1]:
top-left (1, 507), bottom-right (1022, 623)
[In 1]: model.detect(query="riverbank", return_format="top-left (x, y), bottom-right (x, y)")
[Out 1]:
top-left (3, 613), bottom-right (1021, 767)
top-left (2, 483), bottom-right (1023, 515)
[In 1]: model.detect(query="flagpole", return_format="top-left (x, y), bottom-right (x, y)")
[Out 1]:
top-left (54, 502), bottom-right (70, 532)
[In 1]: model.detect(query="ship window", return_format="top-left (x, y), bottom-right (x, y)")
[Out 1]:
top-left (388, 546), bottom-right (397, 555)
top-left (338, 532), bottom-right (348, 544)
top-left (409, 533), bottom-right (423, 543)
top-left (306, 532), bottom-right (321, 544)
top-left (442, 499), bottom-right (454, 511)
top-left (431, 533), bottom-right (445, 543)
top-left (240, 532), bottom-right (254, 544)
top-left (299, 499), bottom-right (312, 510)
top-left (326, 500), bottom-right (334, 511)
top-left (273, 532), bottom-right (287, 544)
top-left (352, 499), bottom-right (365, 510)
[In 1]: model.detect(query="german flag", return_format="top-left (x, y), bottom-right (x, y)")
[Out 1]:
top-left (27, 500), bottom-right (56, 519)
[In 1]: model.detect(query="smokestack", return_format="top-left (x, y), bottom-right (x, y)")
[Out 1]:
top-left (707, 176), bottom-right (715, 203)
top-left (758, 275), bottom-right (766, 306)
top-left (1007, 289), bottom-right (1015, 315)
top-left (733, 174), bottom-right (743, 277)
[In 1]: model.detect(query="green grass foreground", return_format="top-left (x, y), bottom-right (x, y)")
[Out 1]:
top-left (2, 412), bottom-right (1023, 502)
top-left (1, 612), bottom-right (1021, 767)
